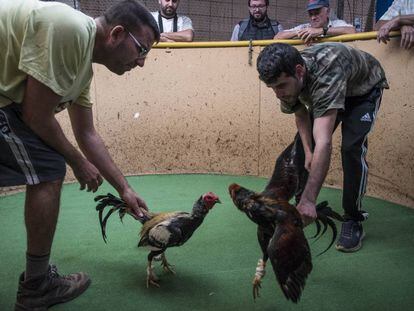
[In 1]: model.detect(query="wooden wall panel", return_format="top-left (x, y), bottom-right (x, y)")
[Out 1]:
top-left (2, 39), bottom-right (413, 209)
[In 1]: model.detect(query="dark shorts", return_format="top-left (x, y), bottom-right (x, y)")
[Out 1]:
top-left (0, 103), bottom-right (66, 187)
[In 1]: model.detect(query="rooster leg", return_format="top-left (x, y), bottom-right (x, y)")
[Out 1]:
top-left (252, 258), bottom-right (266, 301)
top-left (146, 251), bottom-right (162, 288)
top-left (161, 253), bottom-right (176, 275)
top-left (254, 227), bottom-right (271, 300)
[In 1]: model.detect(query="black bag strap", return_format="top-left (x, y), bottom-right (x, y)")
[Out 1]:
top-left (238, 18), bottom-right (250, 40)
top-left (270, 20), bottom-right (280, 35)
top-left (173, 15), bottom-right (178, 32)
top-left (158, 11), bottom-right (164, 33)
top-left (158, 11), bottom-right (178, 33)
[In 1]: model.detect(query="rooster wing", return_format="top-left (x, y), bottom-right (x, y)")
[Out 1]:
top-left (138, 212), bottom-right (189, 249)
top-left (267, 220), bottom-right (312, 303)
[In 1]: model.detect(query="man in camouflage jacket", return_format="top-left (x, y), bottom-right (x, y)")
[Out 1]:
top-left (257, 42), bottom-right (388, 252)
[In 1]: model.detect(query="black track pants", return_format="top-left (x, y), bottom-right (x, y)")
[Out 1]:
top-left (335, 87), bottom-right (383, 221)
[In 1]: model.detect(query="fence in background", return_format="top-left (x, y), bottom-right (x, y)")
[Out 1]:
top-left (71, 0), bottom-right (375, 41)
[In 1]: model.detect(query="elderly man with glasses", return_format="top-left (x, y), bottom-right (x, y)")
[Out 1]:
top-left (275, 0), bottom-right (355, 44)
top-left (0, 0), bottom-right (159, 309)
top-left (230, 0), bottom-right (283, 41)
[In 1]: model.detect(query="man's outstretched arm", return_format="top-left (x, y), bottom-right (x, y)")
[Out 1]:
top-left (294, 105), bottom-right (313, 171)
top-left (68, 103), bottom-right (148, 218)
top-left (295, 109), bottom-right (337, 226)
top-left (22, 76), bottom-right (102, 192)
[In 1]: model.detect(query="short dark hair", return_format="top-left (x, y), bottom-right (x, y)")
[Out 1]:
top-left (257, 43), bottom-right (304, 84)
top-left (104, 0), bottom-right (160, 42)
top-left (248, 0), bottom-right (269, 6)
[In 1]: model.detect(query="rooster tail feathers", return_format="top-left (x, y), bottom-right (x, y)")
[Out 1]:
top-left (316, 216), bottom-right (338, 256)
top-left (98, 206), bottom-right (108, 243)
top-left (316, 201), bottom-right (344, 222)
top-left (315, 201), bottom-right (343, 221)
top-left (95, 193), bottom-right (127, 243)
top-left (94, 193), bottom-right (124, 209)
top-left (94, 193), bottom-right (147, 243)
top-left (310, 201), bottom-right (344, 255)
top-left (310, 218), bottom-right (322, 239)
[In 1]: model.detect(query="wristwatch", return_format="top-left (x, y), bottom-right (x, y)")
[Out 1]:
top-left (322, 25), bottom-right (329, 36)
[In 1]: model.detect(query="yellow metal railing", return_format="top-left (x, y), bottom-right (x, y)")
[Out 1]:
top-left (153, 31), bottom-right (401, 48)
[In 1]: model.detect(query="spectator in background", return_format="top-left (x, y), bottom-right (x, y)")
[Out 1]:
top-left (275, 0), bottom-right (355, 44)
top-left (231, 0), bottom-right (283, 41)
top-left (151, 0), bottom-right (194, 42)
top-left (376, 0), bottom-right (414, 49)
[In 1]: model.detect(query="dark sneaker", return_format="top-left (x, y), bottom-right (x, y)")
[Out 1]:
top-left (335, 220), bottom-right (365, 252)
top-left (15, 265), bottom-right (91, 311)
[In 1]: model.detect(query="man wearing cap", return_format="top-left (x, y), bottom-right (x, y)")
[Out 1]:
top-left (275, 0), bottom-right (355, 44)
top-left (151, 0), bottom-right (194, 42)
top-left (230, 0), bottom-right (283, 41)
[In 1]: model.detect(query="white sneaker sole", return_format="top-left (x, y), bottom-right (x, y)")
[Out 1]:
top-left (335, 231), bottom-right (366, 253)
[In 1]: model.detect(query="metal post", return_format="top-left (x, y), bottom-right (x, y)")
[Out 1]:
top-left (364, 0), bottom-right (376, 31)
top-left (248, 39), bottom-right (253, 66)
top-left (336, 0), bottom-right (345, 19)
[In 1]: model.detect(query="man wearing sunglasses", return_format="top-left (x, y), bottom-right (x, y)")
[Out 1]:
top-left (275, 0), bottom-right (355, 44)
top-left (0, 0), bottom-right (159, 309)
top-left (151, 0), bottom-right (194, 42)
top-left (231, 0), bottom-right (283, 41)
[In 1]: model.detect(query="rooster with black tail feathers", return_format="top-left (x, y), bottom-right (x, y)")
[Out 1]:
top-left (229, 133), bottom-right (343, 303)
top-left (94, 192), bottom-right (221, 288)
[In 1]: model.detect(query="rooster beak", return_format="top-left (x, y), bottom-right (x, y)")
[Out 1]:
top-left (216, 198), bottom-right (222, 204)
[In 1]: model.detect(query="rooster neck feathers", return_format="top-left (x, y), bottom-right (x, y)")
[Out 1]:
top-left (264, 133), bottom-right (307, 202)
top-left (234, 191), bottom-right (302, 227)
top-left (191, 199), bottom-right (210, 218)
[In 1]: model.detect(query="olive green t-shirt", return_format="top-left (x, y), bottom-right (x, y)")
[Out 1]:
top-left (280, 43), bottom-right (389, 118)
top-left (0, 0), bottom-right (96, 112)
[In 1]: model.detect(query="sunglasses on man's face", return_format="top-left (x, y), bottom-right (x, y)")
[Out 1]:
top-left (128, 31), bottom-right (149, 58)
top-left (249, 4), bottom-right (267, 10)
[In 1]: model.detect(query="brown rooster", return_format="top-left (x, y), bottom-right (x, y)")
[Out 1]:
top-left (94, 192), bottom-right (221, 288)
top-left (229, 133), bottom-right (343, 303)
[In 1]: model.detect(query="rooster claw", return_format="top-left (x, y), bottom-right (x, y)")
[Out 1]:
top-left (147, 278), bottom-right (160, 288)
top-left (162, 263), bottom-right (176, 275)
top-left (159, 254), bottom-right (176, 274)
top-left (252, 276), bottom-right (262, 301)
top-left (146, 270), bottom-right (160, 288)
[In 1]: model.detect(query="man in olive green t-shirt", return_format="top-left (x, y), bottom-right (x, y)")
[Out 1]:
top-left (257, 43), bottom-right (388, 253)
top-left (0, 0), bottom-right (160, 309)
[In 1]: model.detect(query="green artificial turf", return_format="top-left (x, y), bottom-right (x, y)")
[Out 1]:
top-left (1, 174), bottom-right (413, 311)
